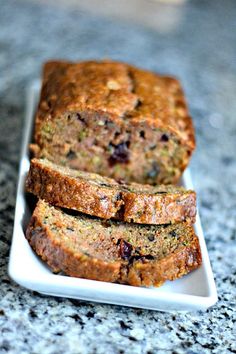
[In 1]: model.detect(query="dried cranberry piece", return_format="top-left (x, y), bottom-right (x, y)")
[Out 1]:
top-left (143, 254), bottom-right (155, 260)
top-left (119, 239), bottom-right (133, 260)
top-left (66, 150), bottom-right (76, 160)
top-left (114, 131), bottom-right (121, 138)
top-left (77, 113), bottom-right (85, 122)
top-left (109, 142), bottom-right (130, 165)
top-left (139, 130), bottom-right (145, 138)
top-left (160, 133), bottom-right (169, 142)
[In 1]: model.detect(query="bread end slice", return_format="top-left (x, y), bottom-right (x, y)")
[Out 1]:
top-left (26, 200), bottom-right (202, 287)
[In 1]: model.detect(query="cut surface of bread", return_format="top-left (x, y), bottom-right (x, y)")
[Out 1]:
top-left (26, 158), bottom-right (196, 225)
top-left (26, 200), bottom-right (202, 287)
top-left (31, 60), bottom-right (195, 185)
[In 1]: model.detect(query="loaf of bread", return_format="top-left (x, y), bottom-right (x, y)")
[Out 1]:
top-left (26, 200), bottom-right (202, 287)
top-left (26, 158), bottom-right (196, 225)
top-left (31, 60), bottom-right (195, 185)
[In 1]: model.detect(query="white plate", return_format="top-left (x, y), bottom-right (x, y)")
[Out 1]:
top-left (8, 81), bottom-right (218, 312)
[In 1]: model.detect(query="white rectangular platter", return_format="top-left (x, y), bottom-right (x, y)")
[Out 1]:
top-left (8, 81), bottom-right (218, 312)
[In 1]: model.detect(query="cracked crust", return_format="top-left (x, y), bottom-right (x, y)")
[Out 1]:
top-left (32, 60), bottom-right (195, 185)
top-left (25, 200), bottom-right (202, 287)
top-left (26, 158), bottom-right (196, 224)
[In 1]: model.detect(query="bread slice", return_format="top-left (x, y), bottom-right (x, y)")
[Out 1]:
top-left (31, 60), bottom-right (195, 185)
top-left (26, 200), bottom-right (202, 287)
top-left (26, 158), bottom-right (196, 225)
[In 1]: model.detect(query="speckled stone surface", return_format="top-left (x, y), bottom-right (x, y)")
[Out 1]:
top-left (0, 0), bottom-right (236, 353)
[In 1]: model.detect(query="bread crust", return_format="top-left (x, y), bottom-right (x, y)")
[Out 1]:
top-left (36, 60), bottom-right (194, 146)
top-left (32, 60), bottom-right (195, 184)
top-left (26, 158), bottom-right (196, 225)
top-left (124, 238), bottom-right (202, 287)
top-left (25, 201), bottom-right (202, 287)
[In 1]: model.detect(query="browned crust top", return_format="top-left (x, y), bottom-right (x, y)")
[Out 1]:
top-left (35, 60), bottom-right (195, 148)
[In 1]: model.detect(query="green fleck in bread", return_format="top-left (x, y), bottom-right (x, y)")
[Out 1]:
top-left (26, 200), bottom-right (202, 287)
top-left (31, 60), bottom-right (195, 185)
top-left (26, 158), bottom-right (196, 225)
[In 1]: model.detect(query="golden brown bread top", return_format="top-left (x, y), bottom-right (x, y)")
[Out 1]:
top-left (37, 60), bottom-right (195, 148)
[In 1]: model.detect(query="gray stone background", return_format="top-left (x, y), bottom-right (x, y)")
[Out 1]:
top-left (0, 0), bottom-right (235, 353)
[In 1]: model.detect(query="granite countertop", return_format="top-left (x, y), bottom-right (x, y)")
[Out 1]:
top-left (0, 0), bottom-right (235, 353)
